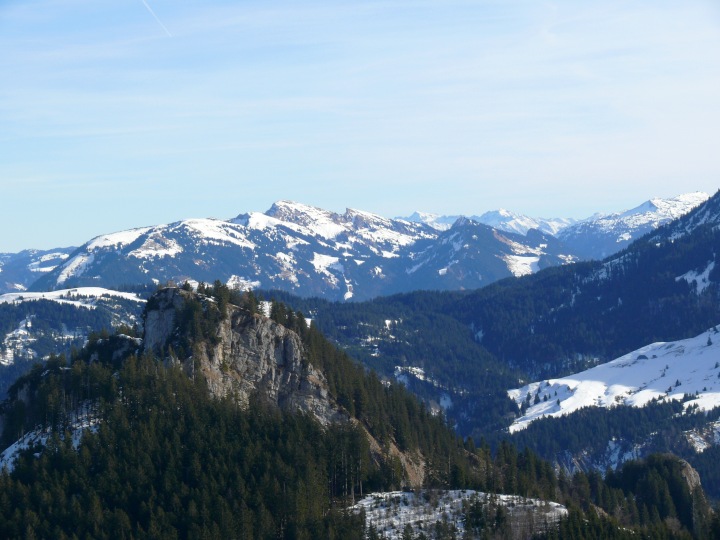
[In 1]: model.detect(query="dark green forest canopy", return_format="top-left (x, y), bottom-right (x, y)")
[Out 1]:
top-left (0, 287), bottom-right (714, 538)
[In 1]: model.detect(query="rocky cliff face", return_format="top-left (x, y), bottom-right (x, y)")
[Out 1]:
top-left (143, 287), bottom-right (344, 426)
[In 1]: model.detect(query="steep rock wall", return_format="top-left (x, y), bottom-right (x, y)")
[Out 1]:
top-left (143, 288), bottom-right (344, 426)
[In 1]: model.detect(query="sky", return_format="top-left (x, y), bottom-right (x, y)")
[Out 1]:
top-left (1, 0), bottom-right (719, 252)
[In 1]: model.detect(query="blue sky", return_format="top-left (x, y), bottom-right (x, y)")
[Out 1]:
top-left (1, 0), bottom-right (719, 251)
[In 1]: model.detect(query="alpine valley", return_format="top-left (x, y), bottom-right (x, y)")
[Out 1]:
top-left (0, 192), bottom-right (719, 538)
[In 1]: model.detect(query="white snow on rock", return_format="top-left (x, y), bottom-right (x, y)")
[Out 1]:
top-left (227, 275), bottom-right (261, 291)
top-left (562, 192), bottom-right (709, 241)
top-left (508, 325), bottom-right (720, 433)
top-left (267, 201), bottom-right (346, 239)
top-left (311, 253), bottom-right (342, 274)
top-left (503, 255), bottom-right (540, 277)
top-left (351, 490), bottom-right (567, 539)
top-left (684, 420), bottom-right (720, 453)
top-left (129, 235), bottom-right (184, 259)
top-left (179, 219), bottom-right (256, 249)
top-left (86, 227), bottom-right (153, 251)
top-left (0, 408), bottom-right (100, 472)
top-left (676, 261), bottom-right (715, 295)
top-left (57, 253), bottom-right (94, 285)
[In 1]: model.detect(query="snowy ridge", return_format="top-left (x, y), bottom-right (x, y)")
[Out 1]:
top-left (475, 209), bottom-right (575, 236)
top-left (616, 192), bottom-right (709, 224)
top-left (558, 192), bottom-right (709, 260)
top-left (574, 192), bottom-right (710, 234)
top-left (0, 287), bottom-right (145, 308)
top-left (401, 209), bottom-right (575, 236)
top-left (0, 248), bottom-right (76, 294)
top-left (0, 288), bottom-right (145, 366)
top-left (36, 194), bottom-right (707, 300)
top-left (36, 200), bottom-right (576, 301)
top-left (400, 211), bottom-right (459, 231)
top-left (508, 325), bottom-right (720, 433)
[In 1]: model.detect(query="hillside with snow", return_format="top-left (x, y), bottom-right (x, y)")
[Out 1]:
top-left (0, 248), bottom-right (76, 294)
top-left (351, 490), bottom-right (566, 539)
top-left (0, 287), bottom-right (145, 369)
top-left (508, 325), bottom-right (720, 433)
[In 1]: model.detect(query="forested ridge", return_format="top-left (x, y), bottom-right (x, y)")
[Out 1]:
top-left (0, 286), bottom-right (716, 538)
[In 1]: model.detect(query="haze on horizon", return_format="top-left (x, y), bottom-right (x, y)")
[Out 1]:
top-left (1, 0), bottom-right (719, 252)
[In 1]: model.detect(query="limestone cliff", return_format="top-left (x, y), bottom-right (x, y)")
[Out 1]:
top-left (143, 287), bottom-right (345, 426)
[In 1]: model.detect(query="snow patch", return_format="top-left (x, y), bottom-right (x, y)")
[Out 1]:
top-left (57, 253), bottom-right (94, 285)
top-left (227, 275), bottom-right (261, 291)
top-left (504, 255), bottom-right (540, 277)
top-left (351, 490), bottom-right (567, 539)
top-left (676, 261), bottom-right (715, 294)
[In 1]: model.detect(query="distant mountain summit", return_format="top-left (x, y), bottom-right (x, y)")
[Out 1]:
top-left (31, 201), bottom-right (574, 301)
top-left (402, 192), bottom-right (709, 261)
top-left (473, 209), bottom-right (575, 236)
top-left (0, 248), bottom-right (76, 294)
top-left (401, 211), bottom-right (459, 231)
top-left (400, 209), bottom-right (575, 235)
top-left (558, 192), bottom-right (710, 260)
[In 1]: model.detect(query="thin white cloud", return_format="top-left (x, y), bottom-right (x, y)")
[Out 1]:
top-left (139, 0), bottom-right (172, 37)
top-left (0, 0), bottom-right (719, 250)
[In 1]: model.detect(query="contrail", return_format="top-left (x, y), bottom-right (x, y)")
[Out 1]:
top-left (140, 0), bottom-right (172, 37)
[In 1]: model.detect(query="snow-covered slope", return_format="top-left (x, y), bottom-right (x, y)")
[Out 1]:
top-left (558, 192), bottom-right (709, 260)
top-left (0, 247), bottom-right (76, 294)
top-left (0, 288), bottom-right (145, 367)
top-left (32, 201), bottom-right (575, 301)
top-left (351, 490), bottom-right (566, 539)
top-left (508, 325), bottom-right (720, 433)
top-left (0, 287), bottom-right (145, 308)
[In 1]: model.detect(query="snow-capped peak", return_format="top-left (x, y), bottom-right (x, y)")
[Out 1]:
top-left (265, 200), bottom-right (345, 239)
top-left (398, 211), bottom-right (459, 231)
top-left (399, 209), bottom-right (576, 236)
top-left (616, 192), bottom-right (709, 223)
top-left (558, 192), bottom-right (710, 260)
top-left (475, 209), bottom-right (575, 236)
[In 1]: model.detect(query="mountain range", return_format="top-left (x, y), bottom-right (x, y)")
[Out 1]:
top-left (0, 192), bottom-right (707, 303)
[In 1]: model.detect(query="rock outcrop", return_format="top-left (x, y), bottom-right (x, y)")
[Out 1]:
top-left (143, 287), bottom-right (344, 426)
